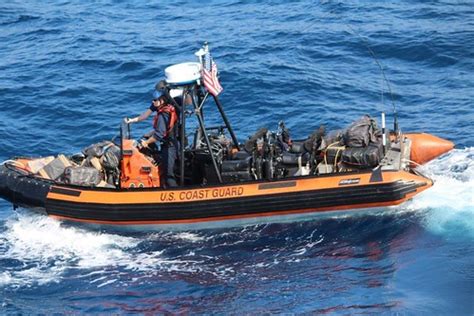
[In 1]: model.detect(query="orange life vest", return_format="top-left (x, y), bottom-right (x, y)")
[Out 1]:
top-left (152, 104), bottom-right (178, 138)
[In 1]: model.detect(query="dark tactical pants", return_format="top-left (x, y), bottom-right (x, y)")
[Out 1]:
top-left (161, 143), bottom-right (178, 187)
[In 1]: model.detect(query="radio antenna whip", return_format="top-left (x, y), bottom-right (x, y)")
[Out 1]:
top-left (345, 24), bottom-right (399, 134)
top-left (298, 3), bottom-right (399, 134)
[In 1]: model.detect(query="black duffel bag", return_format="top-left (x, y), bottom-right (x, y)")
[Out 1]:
top-left (83, 141), bottom-right (114, 158)
top-left (102, 145), bottom-right (121, 170)
top-left (343, 115), bottom-right (380, 148)
top-left (341, 143), bottom-right (383, 168)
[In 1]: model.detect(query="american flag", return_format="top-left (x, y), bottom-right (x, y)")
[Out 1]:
top-left (202, 50), bottom-right (223, 96)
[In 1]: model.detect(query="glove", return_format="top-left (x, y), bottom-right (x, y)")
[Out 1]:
top-left (139, 139), bottom-right (148, 148)
top-left (125, 117), bottom-right (138, 124)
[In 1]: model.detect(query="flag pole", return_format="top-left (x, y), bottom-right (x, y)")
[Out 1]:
top-left (196, 42), bottom-right (237, 149)
top-left (194, 41), bottom-right (208, 69)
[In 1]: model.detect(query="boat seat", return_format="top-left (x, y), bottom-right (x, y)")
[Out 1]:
top-left (281, 152), bottom-right (309, 165)
top-left (289, 142), bottom-right (306, 153)
top-left (221, 156), bottom-right (253, 182)
top-left (232, 150), bottom-right (251, 160)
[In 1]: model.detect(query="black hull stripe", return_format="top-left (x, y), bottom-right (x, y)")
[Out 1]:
top-left (50, 187), bottom-right (81, 196)
top-left (258, 181), bottom-right (297, 190)
top-left (45, 181), bottom-right (423, 222)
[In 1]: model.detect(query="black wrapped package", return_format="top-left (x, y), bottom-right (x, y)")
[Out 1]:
top-left (63, 166), bottom-right (101, 186)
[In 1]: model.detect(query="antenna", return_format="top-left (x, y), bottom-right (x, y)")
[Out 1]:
top-left (298, 3), bottom-right (400, 134)
top-left (345, 24), bottom-right (399, 135)
top-left (194, 41), bottom-right (208, 66)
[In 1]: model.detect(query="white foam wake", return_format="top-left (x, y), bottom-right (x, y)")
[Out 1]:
top-left (0, 213), bottom-right (216, 288)
top-left (0, 213), bottom-right (140, 287)
top-left (406, 147), bottom-right (474, 239)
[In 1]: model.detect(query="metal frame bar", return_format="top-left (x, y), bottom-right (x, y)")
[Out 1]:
top-left (213, 95), bottom-right (239, 150)
top-left (192, 92), bottom-right (223, 183)
top-left (159, 82), bottom-right (235, 186)
top-left (179, 88), bottom-right (187, 186)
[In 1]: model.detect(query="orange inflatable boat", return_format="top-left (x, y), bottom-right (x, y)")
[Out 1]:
top-left (0, 50), bottom-right (454, 229)
top-left (0, 117), bottom-right (453, 230)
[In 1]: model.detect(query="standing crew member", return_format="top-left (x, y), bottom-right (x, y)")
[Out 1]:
top-left (126, 90), bottom-right (179, 187)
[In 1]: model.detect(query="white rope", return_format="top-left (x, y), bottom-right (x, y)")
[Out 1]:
top-left (1, 160), bottom-right (25, 168)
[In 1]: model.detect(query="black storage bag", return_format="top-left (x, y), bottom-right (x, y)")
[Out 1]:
top-left (343, 115), bottom-right (380, 148)
top-left (83, 141), bottom-right (114, 158)
top-left (63, 166), bottom-right (101, 186)
top-left (102, 145), bottom-right (121, 170)
top-left (341, 143), bottom-right (383, 168)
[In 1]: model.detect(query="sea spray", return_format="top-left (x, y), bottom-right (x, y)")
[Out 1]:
top-left (0, 212), bottom-right (139, 287)
top-left (408, 148), bottom-right (474, 239)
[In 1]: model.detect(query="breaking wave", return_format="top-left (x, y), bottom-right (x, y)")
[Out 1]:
top-left (0, 213), bottom-right (138, 288)
top-left (407, 148), bottom-right (474, 239)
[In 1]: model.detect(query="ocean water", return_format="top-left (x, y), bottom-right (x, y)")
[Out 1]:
top-left (1, 0), bottom-right (473, 314)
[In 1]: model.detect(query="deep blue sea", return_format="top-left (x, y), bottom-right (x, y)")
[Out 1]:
top-left (1, 1), bottom-right (473, 314)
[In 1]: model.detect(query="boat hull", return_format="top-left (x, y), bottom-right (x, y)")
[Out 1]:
top-left (0, 165), bottom-right (431, 228)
